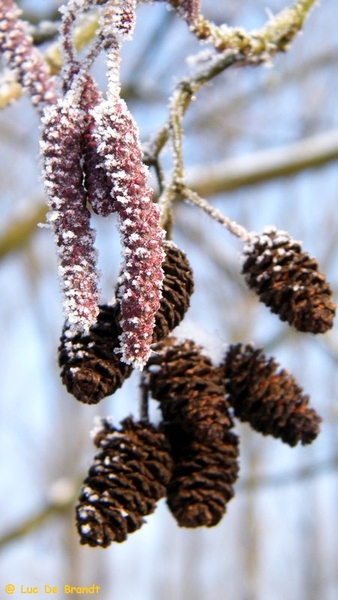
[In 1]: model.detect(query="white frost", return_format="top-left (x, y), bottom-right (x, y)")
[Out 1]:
top-left (172, 319), bottom-right (226, 367)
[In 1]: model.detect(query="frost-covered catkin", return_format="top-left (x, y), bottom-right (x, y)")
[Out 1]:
top-left (0, 0), bottom-right (57, 112)
top-left (167, 0), bottom-right (200, 25)
top-left (92, 97), bottom-right (165, 368)
top-left (98, 0), bottom-right (137, 42)
top-left (80, 75), bottom-right (115, 217)
top-left (87, 0), bottom-right (165, 368)
top-left (40, 94), bottom-right (100, 331)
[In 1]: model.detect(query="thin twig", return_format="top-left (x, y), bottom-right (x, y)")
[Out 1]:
top-left (179, 185), bottom-right (253, 242)
top-left (191, 0), bottom-right (316, 54)
top-left (237, 456), bottom-right (338, 493)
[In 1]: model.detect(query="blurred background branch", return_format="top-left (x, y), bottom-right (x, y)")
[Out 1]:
top-left (2, 126), bottom-right (338, 260)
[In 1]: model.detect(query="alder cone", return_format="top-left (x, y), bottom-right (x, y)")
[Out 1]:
top-left (223, 343), bottom-right (321, 446)
top-left (242, 227), bottom-right (336, 334)
top-left (153, 241), bottom-right (194, 342)
top-left (76, 417), bottom-right (173, 547)
top-left (147, 338), bottom-right (231, 441)
top-left (166, 425), bottom-right (239, 528)
top-left (58, 304), bottom-right (132, 404)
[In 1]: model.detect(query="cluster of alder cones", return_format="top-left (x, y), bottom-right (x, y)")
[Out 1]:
top-left (58, 229), bottom-right (336, 547)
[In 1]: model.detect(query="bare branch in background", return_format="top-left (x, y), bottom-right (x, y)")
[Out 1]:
top-left (185, 129), bottom-right (338, 196)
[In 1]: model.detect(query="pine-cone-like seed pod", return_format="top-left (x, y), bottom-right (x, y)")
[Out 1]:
top-left (58, 304), bottom-right (132, 404)
top-left (76, 416), bottom-right (173, 547)
top-left (147, 338), bottom-right (230, 441)
top-left (242, 227), bottom-right (336, 334)
top-left (223, 343), bottom-right (321, 446)
top-left (166, 425), bottom-right (239, 528)
top-left (153, 241), bottom-right (194, 343)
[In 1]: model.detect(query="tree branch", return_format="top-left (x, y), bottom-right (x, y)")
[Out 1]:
top-left (185, 129), bottom-right (338, 197)
top-left (2, 128), bottom-right (338, 260)
top-left (0, 203), bottom-right (47, 260)
top-left (1, 455), bottom-right (337, 548)
top-left (0, 502), bottom-right (72, 550)
top-left (237, 455), bottom-right (338, 493)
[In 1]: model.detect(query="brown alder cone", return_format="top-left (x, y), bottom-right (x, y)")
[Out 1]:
top-left (76, 416), bottom-right (173, 547)
top-left (58, 304), bottom-right (132, 404)
top-left (223, 343), bottom-right (321, 446)
top-left (242, 227), bottom-right (336, 334)
top-left (166, 424), bottom-right (239, 528)
top-left (152, 241), bottom-right (194, 343)
top-left (147, 338), bottom-right (231, 441)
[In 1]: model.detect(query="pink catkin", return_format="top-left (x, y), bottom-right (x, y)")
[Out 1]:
top-left (40, 94), bottom-right (100, 331)
top-left (99, 0), bottom-right (137, 45)
top-left (0, 0), bottom-right (57, 112)
top-left (174, 0), bottom-right (200, 24)
top-left (80, 75), bottom-right (115, 217)
top-left (92, 98), bottom-right (164, 369)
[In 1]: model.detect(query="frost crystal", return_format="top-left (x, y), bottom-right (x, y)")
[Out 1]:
top-left (173, 319), bottom-right (226, 367)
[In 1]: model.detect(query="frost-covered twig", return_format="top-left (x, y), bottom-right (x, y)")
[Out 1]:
top-left (144, 0), bottom-right (317, 164)
top-left (179, 186), bottom-right (253, 243)
top-left (157, 88), bottom-right (185, 232)
top-left (190, 0), bottom-right (316, 54)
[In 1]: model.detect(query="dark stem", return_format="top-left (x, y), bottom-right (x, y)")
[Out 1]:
top-left (139, 372), bottom-right (150, 423)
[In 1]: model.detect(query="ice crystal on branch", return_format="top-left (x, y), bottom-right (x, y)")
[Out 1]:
top-left (0, 0), bottom-right (57, 112)
top-left (92, 97), bottom-right (165, 368)
top-left (40, 94), bottom-right (100, 331)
